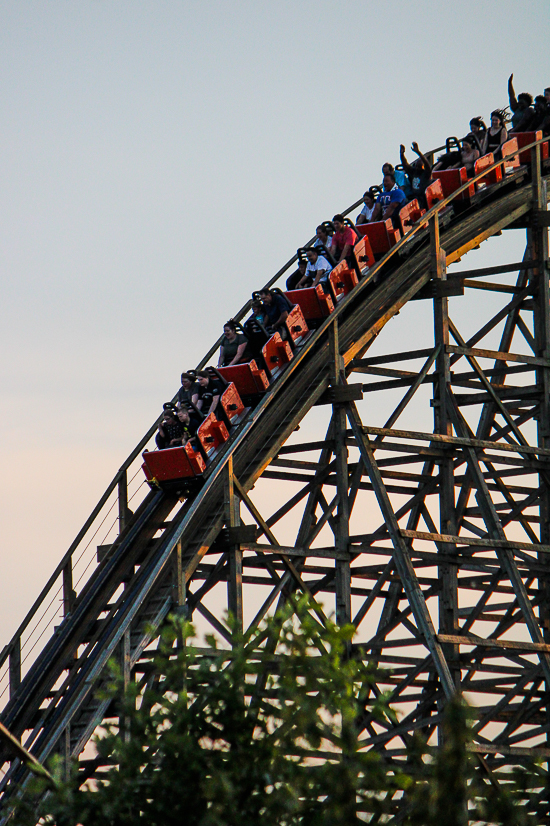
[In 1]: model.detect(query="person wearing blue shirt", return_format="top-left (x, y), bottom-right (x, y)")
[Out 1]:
top-left (371, 173), bottom-right (407, 227)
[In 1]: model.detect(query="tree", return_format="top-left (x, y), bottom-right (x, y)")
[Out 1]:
top-left (10, 598), bottom-right (541, 825)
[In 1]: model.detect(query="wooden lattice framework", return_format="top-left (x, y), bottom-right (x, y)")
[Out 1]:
top-left (0, 139), bottom-right (549, 822)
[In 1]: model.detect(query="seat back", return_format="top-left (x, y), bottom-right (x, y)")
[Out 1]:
top-left (424, 178), bottom-right (444, 209)
top-left (514, 130), bottom-right (549, 164)
top-left (353, 237), bottom-right (375, 272)
top-left (197, 413), bottom-right (230, 458)
top-left (220, 382), bottom-right (246, 426)
top-left (217, 360), bottom-right (269, 396)
top-left (356, 219), bottom-right (395, 255)
top-left (285, 286), bottom-right (334, 322)
top-left (142, 443), bottom-right (205, 483)
top-left (501, 137), bottom-right (520, 173)
top-left (399, 198), bottom-right (425, 234)
top-left (328, 260), bottom-right (358, 303)
top-left (262, 332), bottom-right (293, 378)
top-left (284, 303), bottom-right (310, 347)
top-left (432, 167), bottom-right (474, 201)
top-left (474, 152), bottom-right (502, 189)
top-left (243, 318), bottom-right (270, 361)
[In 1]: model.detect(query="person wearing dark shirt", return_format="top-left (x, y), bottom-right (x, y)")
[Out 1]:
top-left (217, 320), bottom-right (252, 367)
top-left (482, 110), bottom-right (509, 159)
top-left (399, 142), bottom-right (432, 208)
top-left (194, 371), bottom-right (224, 418)
top-left (258, 288), bottom-right (291, 335)
top-left (371, 175), bottom-right (407, 226)
top-left (468, 117), bottom-right (487, 153)
top-left (156, 409), bottom-right (185, 450)
top-left (329, 214), bottom-right (358, 265)
top-left (177, 372), bottom-right (199, 408)
top-left (286, 259), bottom-right (308, 291)
top-left (175, 407), bottom-right (199, 446)
top-left (508, 74), bottom-right (534, 131)
top-left (532, 96), bottom-right (550, 135)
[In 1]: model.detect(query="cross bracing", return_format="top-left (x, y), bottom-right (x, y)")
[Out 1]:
top-left (0, 140), bottom-right (549, 821)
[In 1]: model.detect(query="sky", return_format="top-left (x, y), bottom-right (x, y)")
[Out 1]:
top-left (1, 0), bottom-right (549, 654)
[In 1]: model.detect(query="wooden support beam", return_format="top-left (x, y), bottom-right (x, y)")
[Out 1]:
top-left (436, 633), bottom-right (550, 654)
top-left (329, 320), bottom-right (352, 627)
top-left (225, 456), bottom-right (243, 634)
top-left (363, 425), bottom-right (550, 458)
top-left (345, 401), bottom-right (456, 699)
top-left (399, 529), bottom-right (550, 555)
top-left (447, 344), bottom-right (549, 367)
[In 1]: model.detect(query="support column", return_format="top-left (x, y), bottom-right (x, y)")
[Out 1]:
top-left (118, 469), bottom-right (130, 533)
top-left (119, 629), bottom-right (131, 744)
top-left (9, 639), bottom-right (21, 699)
top-left (329, 320), bottom-right (351, 627)
top-left (63, 561), bottom-right (75, 617)
top-left (431, 215), bottom-right (459, 699)
top-left (173, 539), bottom-right (186, 612)
top-left (225, 455), bottom-right (243, 634)
top-left (531, 152), bottom-right (550, 772)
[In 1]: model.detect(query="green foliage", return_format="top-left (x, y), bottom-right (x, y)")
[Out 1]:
top-left (9, 598), bottom-right (543, 825)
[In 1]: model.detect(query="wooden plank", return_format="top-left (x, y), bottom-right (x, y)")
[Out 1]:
top-left (400, 528), bottom-right (550, 554)
top-left (363, 425), bottom-right (550, 457)
top-left (462, 279), bottom-right (522, 294)
top-left (437, 633), bottom-right (550, 653)
top-left (350, 347), bottom-right (434, 368)
top-left (446, 344), bottom-right (549, 368)
top-left (466, 742), bottom-right (550, 757)
top-left (449, 259), bottom-right (540, 279)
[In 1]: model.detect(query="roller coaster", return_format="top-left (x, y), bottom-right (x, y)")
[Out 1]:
top-left (0, 128), bottom-right (549, 821)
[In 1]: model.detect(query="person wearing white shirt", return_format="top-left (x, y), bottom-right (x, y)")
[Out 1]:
top-left (356, 190), bottom-right (376, 225)
top-left (298, 247), bottom-right (333, 289)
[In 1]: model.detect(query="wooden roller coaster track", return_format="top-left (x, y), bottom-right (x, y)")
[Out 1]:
top-left (0, 137), bottom-right (549, 821)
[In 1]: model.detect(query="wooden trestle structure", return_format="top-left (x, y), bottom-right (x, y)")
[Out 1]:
top-left (0, 139), bottom-right (549, 821)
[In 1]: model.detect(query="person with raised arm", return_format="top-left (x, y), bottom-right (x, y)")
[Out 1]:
top-left (399, 143), bottom-right (432, 208)
top-left (508, 74), bottom-right (534, 131)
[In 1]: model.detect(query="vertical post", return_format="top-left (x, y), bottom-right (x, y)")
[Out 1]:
top-left (329, 320), bottom-right (351, 627)
top-left (9, 638), bottom-right (21, 698)
top-left (225, 455), bottom-right (243, 634)
top-left (118, 469), bottom-right (129, 533)
top-left (173, 539), bottom-right (186, 611)
top-left (63, 561), bottom-right (75, 617)
top-left (119, 630), bottom-right (131, 743)
top-left (531, 154), bottom-right (550, 763)
top-left (63, 725), bottom-right (71, 781)
top-left (431, 215), bottom-right (459, 707)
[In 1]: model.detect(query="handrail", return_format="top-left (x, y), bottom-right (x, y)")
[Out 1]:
top-left (0, 135), bottom-right (546, 677)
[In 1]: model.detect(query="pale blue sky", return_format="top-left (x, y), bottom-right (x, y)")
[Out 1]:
top-left (1, 0), bottom-right (549, 638)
